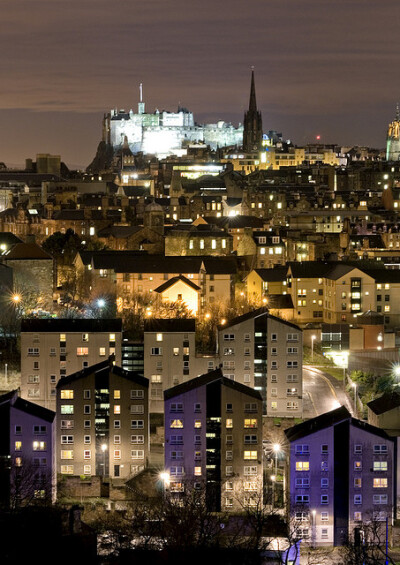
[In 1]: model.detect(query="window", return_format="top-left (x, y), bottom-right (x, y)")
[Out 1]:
top-left (354, 495), bottom-right (362, 505)
top-left (61, 450), bottom-right (74, 460)
top-left (223, 334), bottom-right (235, 341)
top-left (244, 451), bottom-right (257, 460)
top-left (244, 466), bottom-right (257, 475)
top-left (354, 444), bottom-right (362, 454)
top-left (295, 495), bottom-right (310, 504)
top-left (354, 461), bottom-right (362, 471)
top-left (354, 478), bottom-right (362, 488)
top-left (244, 403), bottom-right (257, 413)
top-left (84, 420), bottom-right (91, 428)
top-left (296, 462), bottom-right (309, 472)
top-left (61, 405), bottom-right (74, 415)
top-left (84, 450), bottom-right (91, 460)
top-left (287, 374), bottom-right (298, 383)
top-left (131, 390), bottom-right (144, 399)
top-left (15, 425), bottom-right (22, 435)
top-left (84, 390), bottom-right (91, 399)
top-left (170, 419), bottom-right (183, 428)
top-left (82, 333), bottom-right (89, 342)
top-left (373, 461), bottom-right (388, 472)
top-left (373, 478), bottom-right (388, 488)
top-left (61, 465), bottom-right (74, 474)
top-left (295, 478), bottom-right (310, 488)
top-left (99, 347), bottom-right (106, 356)
top-left (373, 494), bottom-right (388, 504)
top-left (84, 465), bottom-right (91, 475)
top-left (151, 374), bottom-right (162, 383)
top-left (84, 405), bottom-right (91, 415)
top-left (131, 405), bottom-right (144, 414)
top-left (226, 418), bottom-right (233, 428)
top-left (373, 444), bottom-right (388, 454)
top-left (244, 419), bottom-right (257, 428)
top-left (194, 420), bottom-right (201, 429)
top-left (151, 347), bottom-right (162, 355)
top-left (244, 374), bottom-right (251, 383)
top-left (131, 450), bottom-right (144, 459)
top-left (61, 436), bottom-right (74, 444)
top-left (15, 441), bottom-right (22, 451)
top-left (295, 512), bottom-right (309, 522)
top-left (84, 435), bottom-right (91, 444)
top-left (194, 403), bottom-right (201, 412)
top-left (244, 434), bottom-right (258, 445)
top-left (27, 347), bottom-right (39, 356)
top-left (170, 435), bottom-right (183, 445)
top-left (33, 425), bottom-right (46, 435)
top-left (321, 495), bottom-right (329, 504)
top-left (77, 347), bottom-right (89, 356)
top-left (321, 461), bottom-right (328, 472)
top-left (61, 390), bottom-right (74, 399)
top-left (354, 512), bottom-right (362, 521)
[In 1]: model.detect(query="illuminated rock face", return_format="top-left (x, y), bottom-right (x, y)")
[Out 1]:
top-left (104, 105), bottom-right (243, 158)
top-left (386, 107), bottom-right (400, 161)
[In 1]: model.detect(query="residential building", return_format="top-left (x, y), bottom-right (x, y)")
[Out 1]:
top-left (285, 406), bottom-right (395, 546)
top-left (144, 319), bottom-right (198, 413)
top-left (0, 390), bottom-right (55, 507)
top-left (56, 359), bottom-right (149, 490)
top-left (164, 368), bottom-right (263, 511)
top-left (20, 318), bottom-right (122, 410)
top-left (216, 308), bottom-right (303, 417)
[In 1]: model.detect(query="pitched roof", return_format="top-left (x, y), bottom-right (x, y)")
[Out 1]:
top-left (154, 275), bottom-right (201, 294)
top-left (56, 358), bottom-right (148, 388)
top-left (79, 252), bottom-right (238, 275)
top-left (0, 390), bottom-right (55, 422)
top-left (253, 267), bottom-right (288, 282)
top-left (164, 368), bottom-right (263, 401)
top-left (285, 406), bottom-right (393, 442)
top-left (367, 391), bottom-right (400, 415)
top-left (5, 242), bottom-right (52, 260)
top-left (218, 307), bottom-right (301, 332)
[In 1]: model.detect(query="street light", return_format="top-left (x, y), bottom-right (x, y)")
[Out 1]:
top-left (101, 443), bottom-right (108, 477)
top-left (352, 383), bottom-right (357, 416)
top-left (159, 471), bottom-right (170, 498)
top-left (311, 335), bottom-right (316, 362)
top-left (272, 443), bottom-right (280, 507)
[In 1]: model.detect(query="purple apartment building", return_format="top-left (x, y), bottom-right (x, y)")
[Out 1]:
top-left (0, 390), bottom-right (55, 507)
top-left (164, 368), bottom-right (263, 512)
top-left (285, 406), bottom-right (395, 546)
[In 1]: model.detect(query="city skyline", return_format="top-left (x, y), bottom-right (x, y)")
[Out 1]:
top-left (1, 0), bottom-right (400, 167)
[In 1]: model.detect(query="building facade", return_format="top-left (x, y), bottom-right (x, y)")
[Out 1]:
top-left (20, 318), bottom-right (122, 411)
top-left (0, 390), bottom-right (55, 507)
top-left (216, 308), bottom-right (303, 417)
top-left (56, 359), bottom-right (149, 484)
top-left (285, 407), bottom-right (395, 546)
top-left (164, 369), bottom-right (263, 512)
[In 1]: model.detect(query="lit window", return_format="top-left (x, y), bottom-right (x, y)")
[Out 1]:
top-left (373, 478), bottom-right (388, 488)
top-left (170, 419), bottom-right (184, 429)
top-left (61, 390), bottom-right (74, 399)
top-left (156, 333), bottom-right (163, 342)
top-left (114, 405), bottom-right (121, 415)
top-left (296, 462), bottom-right (310, 472)
top-left (114, 390), bottom-right (121, 399)
top-left (77, 347), bottom-right (89, 356)
top-left (226, 419), bottom-right (233, 428)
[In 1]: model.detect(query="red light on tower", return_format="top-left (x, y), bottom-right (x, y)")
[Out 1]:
top-left (316, 135), bottom-right (321, 141)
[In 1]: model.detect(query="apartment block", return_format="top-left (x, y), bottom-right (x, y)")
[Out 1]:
top-left (56, 359), bottom-right (149, 486)
top-left (144, 319), bottom-right (198, 413)
top-left (285, 407), bottom-right (395, 546)
top-left (0, 390), bottom-right (55, 507)
top-left (164, 368), bottom-right (263, 511)
top-left (216, 308), bottom-right (303, 417)
top-left (21, 318), bottom-right (122, 410)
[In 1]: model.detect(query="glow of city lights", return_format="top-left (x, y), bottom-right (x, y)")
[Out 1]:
top-left (97, 298), bottom-right (106, 308)
top-left (12, 294), bottom-right (21, 303)
top-left (101, 444), bottom-right (108, 452)
top-left (273, 443), bottom-right (280, 453)
top-left (220, 318), bottom-right (226, 325)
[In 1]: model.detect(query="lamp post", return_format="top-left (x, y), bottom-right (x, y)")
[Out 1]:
top-left (311, 335), bottom-right (316, 362)
top-left (312, 509), bottom-right (317, 548)
top-left (352, 383), bottom-right (357, 416)
top-left (272, 443), bottom-right (280, 507)
top-left (101, 443), bottom-right (108, 477)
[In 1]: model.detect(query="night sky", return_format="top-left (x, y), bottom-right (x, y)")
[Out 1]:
top-left (1, 0), bottom-right (400, 168)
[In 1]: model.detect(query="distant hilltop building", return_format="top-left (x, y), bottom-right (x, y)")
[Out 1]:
top-left (102, 83), bottom-right (244, 159)
top-left (386, 105), bottom-right (400, 161)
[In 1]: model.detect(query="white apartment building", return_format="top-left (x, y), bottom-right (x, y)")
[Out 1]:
top-left (21, 318), bottom-right (122, 411)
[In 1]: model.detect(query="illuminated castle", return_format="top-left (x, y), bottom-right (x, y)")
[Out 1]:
top-left (386, 104), bottom-right (400, 161)
top-left (102, 83), bottom-right (243, 158)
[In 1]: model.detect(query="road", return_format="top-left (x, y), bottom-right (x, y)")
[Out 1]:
top-left (303, 365), bottom-right (354, 418)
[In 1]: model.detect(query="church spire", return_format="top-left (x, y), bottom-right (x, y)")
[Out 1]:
top-left (249, 66), bottom-right (257, 112)
top-left (396, 102), bottom-right (399, 122)
top-left (243, 68), bottom-right (263, 153)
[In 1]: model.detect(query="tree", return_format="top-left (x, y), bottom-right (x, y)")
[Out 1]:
top-left (340, 517), bottom-right (396, 565)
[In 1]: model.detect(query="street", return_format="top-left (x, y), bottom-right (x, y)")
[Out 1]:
top-left (303, 365), bottom-right (354, 418)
